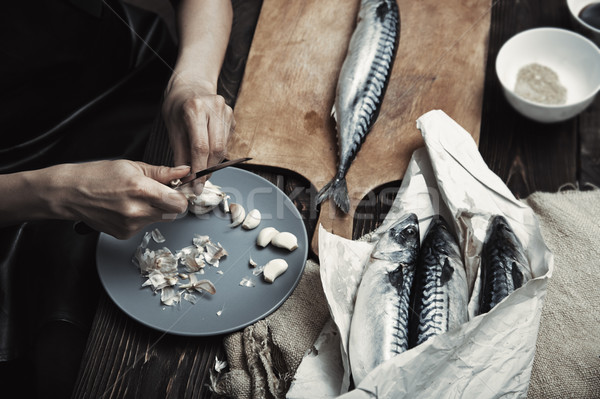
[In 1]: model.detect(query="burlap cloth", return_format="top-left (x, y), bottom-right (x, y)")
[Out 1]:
top-left (212, 190), bottom-right (600, 398)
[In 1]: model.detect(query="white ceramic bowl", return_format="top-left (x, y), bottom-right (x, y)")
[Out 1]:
top-left (567, 0), bottom-right (600, 46)
top-left (496, 27), bottom-right (600, 123)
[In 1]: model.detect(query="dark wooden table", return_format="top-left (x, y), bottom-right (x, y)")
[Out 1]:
top-left (72, 0), bottom-right (600, 397)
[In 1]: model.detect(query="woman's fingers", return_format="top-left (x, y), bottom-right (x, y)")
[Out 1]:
top-left (61, 161), bottom-right (192, 239)
top-left (163, 78), bottom-right (235, 196)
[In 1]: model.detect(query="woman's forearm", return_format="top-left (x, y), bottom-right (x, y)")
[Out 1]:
top-left (172, 0), bottom-right (233, 90)
top-left (0, 161), bottom-right (191, 239)
top-left (162, 0), bottom-right (235, 191)
top-left (0, 165), bottom-right (71, 226)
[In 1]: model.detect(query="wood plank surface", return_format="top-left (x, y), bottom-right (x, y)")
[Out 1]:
top-left (73, 1), bottom-right (600, 398)
top-left (479, 0), bottom-right (579, 197)
top-left (227, 0), bottom-right (492, 254)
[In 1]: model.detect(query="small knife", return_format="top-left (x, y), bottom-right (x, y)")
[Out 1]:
top-left (74, 157), bottom-right (252, 235)
top-left (170, 157), bottom-right (252, 189)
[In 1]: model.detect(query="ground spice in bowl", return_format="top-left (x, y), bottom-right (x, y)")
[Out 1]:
top-left (514, 63), bottom-right (567, 105)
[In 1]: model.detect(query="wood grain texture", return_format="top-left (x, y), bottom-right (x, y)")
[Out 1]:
top-left (227, 0), bottom-right (491, 253)
top-left (579, 97), bottom-right (600, 189)
top-left (73, 1), bottom-right (600, 398)
top-left (72, 296), bottom-right (223, 399)
top-left (479, 0), bottom-right (578, 198)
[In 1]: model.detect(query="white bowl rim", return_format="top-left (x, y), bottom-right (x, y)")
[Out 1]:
top-left (567, 0), bottom-right (600, 34)
top-left (496, 27), bottom-right (600, 108)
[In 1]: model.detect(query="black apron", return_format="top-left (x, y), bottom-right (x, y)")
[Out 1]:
top-left (0, 1), bottom-right (176, 396)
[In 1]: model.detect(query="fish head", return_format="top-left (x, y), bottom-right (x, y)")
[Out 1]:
top-left (489, 215), bottom-right (510, 232)
top-left (486, 215), bottom-right (522, 249)
top-left (372, 213), bottom-right (420, 265)
top-left (484, 215), bottom-right (531, 278)
top-left (427, 216), bottom-right (452, 237)
top-left (426, 216), bottom-right (462, 257)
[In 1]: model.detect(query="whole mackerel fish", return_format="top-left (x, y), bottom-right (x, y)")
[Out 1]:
top-left (317, 0), bottom-right (400, 214)
top-left (479, 215), bottom-right (532, 314)
top-left (408, 217), bottom-right (469, 348)
top-left (349, 213), bottom-right (419, 385)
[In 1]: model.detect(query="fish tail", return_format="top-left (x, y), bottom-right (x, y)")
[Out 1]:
top-left (317, 176), bottom-right (350, 213)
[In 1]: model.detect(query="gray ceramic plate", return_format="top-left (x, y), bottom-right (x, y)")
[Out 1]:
top-left (96, 167), bottom-right (308, 336)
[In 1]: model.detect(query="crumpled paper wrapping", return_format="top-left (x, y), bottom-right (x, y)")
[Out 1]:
top-left (287, 110), bottom-right (554, 398)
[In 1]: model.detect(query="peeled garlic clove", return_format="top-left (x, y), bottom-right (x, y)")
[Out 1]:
top-left (242, 209), bottom-right (261, 230)
top-left (256, 227), bottom-right (279, 247)
top-left (229, 203), bottom-right (245, 227)
top-left (271, 232), bottom-right (298, 251)
top-left (263, 259), bottom-right (288, 283)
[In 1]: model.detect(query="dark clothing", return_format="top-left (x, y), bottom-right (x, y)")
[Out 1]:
top-left (0, 1), bottom-right (176, 397)
top-left (0, 0), bottom-right (175, 173)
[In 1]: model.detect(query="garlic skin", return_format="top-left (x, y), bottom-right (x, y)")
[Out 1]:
top-left (229, 203), bottom-right (246, 227)
top-left (242, 209), bottom-right (261, 230)
top-left (270, 232), bottom-right (299, 251)
top-left (256, 227), bottom-right (279, 247)
top-left (188, 181), bottom-right (227, 215)
top-left (249, 257), bottom-right (258, 268)
top-left (221, 195), bottom-right (231, 213)
top-left (263, 259), bottom-right (289, 283)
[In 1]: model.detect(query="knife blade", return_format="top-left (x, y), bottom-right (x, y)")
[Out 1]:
top-left (170, 157), bottom-right (252, 189)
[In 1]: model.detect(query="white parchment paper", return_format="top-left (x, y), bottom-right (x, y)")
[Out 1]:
top-left (287, 110), bottom-right (554, 399)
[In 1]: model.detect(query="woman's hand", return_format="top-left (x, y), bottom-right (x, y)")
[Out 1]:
top-left (57, 160), bottom-right (191, 239)
top-left (162, 76), bottom-right (234, 194)
top-left (0, 160), bottom-right (192, 239)
top-left (163, 0), bottom-right (234, 195)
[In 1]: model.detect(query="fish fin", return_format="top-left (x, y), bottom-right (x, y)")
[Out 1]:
top-left (511, 261), bottom-right (524, 289)
top-left (316, 181), bottom-right (332, 205)
top-left (388, 264), bottom-right (404, 294)
top-left (440, 258), bottom-right (454, 285)
top-left (317, 177), bottom-right (349, 213)
top-left (330, 104), bottom-right (337, 123)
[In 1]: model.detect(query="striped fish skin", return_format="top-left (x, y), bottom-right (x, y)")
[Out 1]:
top-left (349, 213), bottom-right (419, 385)
top-left (479, 215), bottom-right (531, 314)
top-left (408, 217), bottom-right (468, 348)
top-left (317, 0), bottom-right (400, 213)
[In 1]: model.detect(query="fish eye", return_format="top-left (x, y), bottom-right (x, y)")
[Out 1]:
top-left (405, 227), bottom-right (416, 236)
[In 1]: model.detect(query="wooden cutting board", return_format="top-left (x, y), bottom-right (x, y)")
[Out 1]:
top-left (227, 0), bottom-right (491, 254)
